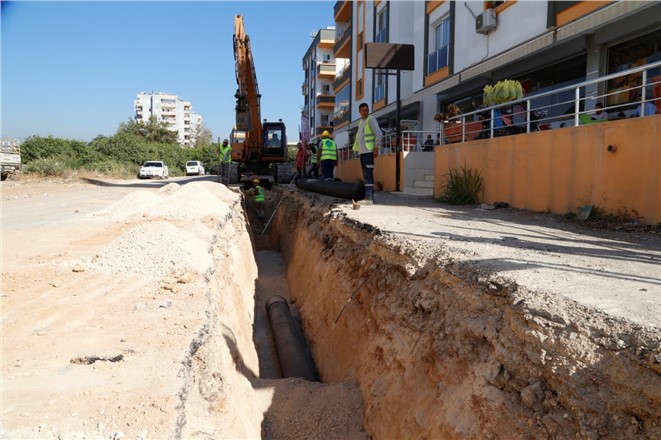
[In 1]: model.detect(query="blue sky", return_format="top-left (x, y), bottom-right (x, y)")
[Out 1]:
top-left (1, 0), bottom-right (335, 143)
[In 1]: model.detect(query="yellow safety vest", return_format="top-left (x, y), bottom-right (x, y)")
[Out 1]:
top-left (220, 144), bottom-right (233, 163)
top-left (353, 116), bottom-right (375, 152)
top-left (255, 185), bottom-right (265, 203)
top-left (320, 139), bottom-right (337, 161)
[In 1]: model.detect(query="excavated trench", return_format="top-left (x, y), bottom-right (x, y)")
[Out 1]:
top-left (182, 183), bottom-right (660, 439)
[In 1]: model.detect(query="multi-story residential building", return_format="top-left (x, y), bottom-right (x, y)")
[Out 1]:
top-left (302, 27), bottom-right (338, 146)
top-left (331, 0), bottom-right (660, 150)
top-left (134, 92), bottom-right (201, 147)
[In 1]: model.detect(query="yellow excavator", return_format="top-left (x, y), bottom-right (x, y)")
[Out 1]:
top-left (231, 15), bottom-right (288, 184)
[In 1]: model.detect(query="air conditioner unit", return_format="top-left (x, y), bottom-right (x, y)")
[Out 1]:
top-left (476, 9), bottom-right (497, 34)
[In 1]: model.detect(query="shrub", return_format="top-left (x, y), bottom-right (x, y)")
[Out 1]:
top-left (83, 160), bottom-right (138, 178)
top-left (23, 157), bottom-right (68, 177)
top-left (439, 166), bottom-right (484, 205)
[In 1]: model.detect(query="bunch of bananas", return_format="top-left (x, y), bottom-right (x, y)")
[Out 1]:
top-left (483, 79), bottom-right (524, 106)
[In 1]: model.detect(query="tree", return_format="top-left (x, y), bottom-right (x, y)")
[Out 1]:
top-left (117, 116), bottom-right (178, 145)
top-left (194, 123), bottom-right (213, 148)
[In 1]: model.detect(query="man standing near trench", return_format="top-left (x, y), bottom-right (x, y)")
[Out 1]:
top-left (318, 130), bottom-right (337, 181)
top-left (353, 102), bottom-right (382, 204)
top-left (219, 138), bottom-right (233, 184)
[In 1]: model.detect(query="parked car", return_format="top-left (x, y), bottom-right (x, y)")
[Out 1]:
top-left (185, 160), bottom-right (205, 176)
top-left (138, 161), bottom-right (169, 179)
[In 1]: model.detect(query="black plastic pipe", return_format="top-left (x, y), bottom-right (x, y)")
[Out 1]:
top-left (295, 178), bottom-right (365, 201)
top-left (265, 295), bottom-right (316, 381)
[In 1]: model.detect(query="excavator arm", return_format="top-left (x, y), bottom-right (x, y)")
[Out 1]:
top-left (233, 15), bottom-right (262, 153)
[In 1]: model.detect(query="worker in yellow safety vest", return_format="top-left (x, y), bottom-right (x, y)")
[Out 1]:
top-left (352, 103), bottom-right (382, 204)
top-left (252, 178), bottom-right (265, 221)
top-left (219, 139), bottom-right (233, 184)
top-left (307, 143), bottom-right (319, 179)
top-left (318, 130), bottom-right (337, 181)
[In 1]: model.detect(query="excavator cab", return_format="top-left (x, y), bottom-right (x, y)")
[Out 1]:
top-left (261, 121), bottom-right (287, 161)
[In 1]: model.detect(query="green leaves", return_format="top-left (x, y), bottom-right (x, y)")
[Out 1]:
top-left (483, 79), bottom-right (524, 106)
top-left (439, 166), bottom-right (484, 205)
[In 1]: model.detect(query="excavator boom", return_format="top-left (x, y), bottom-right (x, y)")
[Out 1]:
top-left (231, 15), bottom-right (287, 182)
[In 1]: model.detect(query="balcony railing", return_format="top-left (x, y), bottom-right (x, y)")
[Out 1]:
top-left (441, 60), bottom-right (661, 144)
top-left (317, 64), bottom-right (336, 77)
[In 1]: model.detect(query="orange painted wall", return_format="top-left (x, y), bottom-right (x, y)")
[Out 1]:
top-left (434, 116), bottom-right (661, 223)
top-left (336, 153), bottom-right (398, 192)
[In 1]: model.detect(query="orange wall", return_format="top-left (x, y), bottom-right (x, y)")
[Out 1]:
top-left (335, 117), bottom-right (660, 223)
top-left (336, 153), bottom-right (399, 192)
top-left (434, 116), bottom-right (661, 223)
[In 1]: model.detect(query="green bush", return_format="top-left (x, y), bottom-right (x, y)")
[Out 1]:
top-left (83, 160), bottom-right (138, 178)
top-left (23, 157), bottom-right (68, 177)
top-left (439, 166), bottom-right (484, 205)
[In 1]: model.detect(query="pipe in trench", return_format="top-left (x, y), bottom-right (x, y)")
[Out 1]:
top-left (296, 178), bottom-right (365, 201)
top-left (265, 295), bottom-right (316, 381)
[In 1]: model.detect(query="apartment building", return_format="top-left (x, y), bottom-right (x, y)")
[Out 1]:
top-left (331, 0), bottom-right (661, 149)
top-left (134, 92), bottom-right (202, 147)
top-left (301, 27), bottom-right (340, 146)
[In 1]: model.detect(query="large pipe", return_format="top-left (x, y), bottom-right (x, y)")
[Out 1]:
top-left (295, 178), bottom-right (365, 201)
top-left (265, 295), bottom-right (316, 381)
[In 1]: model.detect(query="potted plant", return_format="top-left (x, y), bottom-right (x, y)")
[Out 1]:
top-left (483, 79), bottom-right (524, 133)
top-left (436, 104), bottom-right (482, 143)
top-left (483, 79), bottom-right (524, 106)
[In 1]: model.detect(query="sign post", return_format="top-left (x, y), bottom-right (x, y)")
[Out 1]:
top-left (364, 43), bottom-right (415, 192)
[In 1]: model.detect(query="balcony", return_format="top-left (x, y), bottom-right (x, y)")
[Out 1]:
top-left (333, 62), bottom-right (351, 91)
top-left (334, 1), bottom-right (351, 22)
top-left (315, 126), bottom-right (333, 137)
top-left (333, 105), bottom-right (350, 127)
top-left (334, 22), bottom-right (351, 59)
top-left (316, 95), bottom-right (335, 109)
top-left (317, 64), bottom-right (336, 79)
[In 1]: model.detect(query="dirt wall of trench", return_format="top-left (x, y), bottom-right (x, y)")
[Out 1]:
top-left (271, 190), bottom-right (661, 439)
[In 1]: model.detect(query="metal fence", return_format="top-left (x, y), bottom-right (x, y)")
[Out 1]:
top-left (441, 60), bottom-right (661, 144)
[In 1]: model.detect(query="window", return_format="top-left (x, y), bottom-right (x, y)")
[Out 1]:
top-left (321, 115), bottom-right (330, 125)
top-left (376, 7), bottom-right (388, 43)
top-left (427, 16), bottom-right (450, 75)
top-left (375, 72), bottom-right (386, 102)
top-left (322, 84), bottom-right (331, 95)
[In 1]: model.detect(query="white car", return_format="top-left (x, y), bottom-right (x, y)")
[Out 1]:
top-left (185, 160), bottom-right (205, 176)
top-left (138, 161), bottom-right (169, 179)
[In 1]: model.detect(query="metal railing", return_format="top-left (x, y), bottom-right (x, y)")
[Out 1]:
top-left (338, 130), bottom-right (439, 161)
top-left (441, 60), bottom-right (661, 145)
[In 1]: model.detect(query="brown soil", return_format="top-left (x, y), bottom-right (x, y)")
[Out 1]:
top-left (1, 176), bottom-right (365, 439)
top-left (2, 175), bottom-right (660, 439)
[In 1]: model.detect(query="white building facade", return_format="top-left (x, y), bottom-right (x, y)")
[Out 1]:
top-left (330, 0), bottom-right (661, 149)
top-left (302, 27), bottom-right (337, 146)
top-left (134, 92), bottom-right (201, 147)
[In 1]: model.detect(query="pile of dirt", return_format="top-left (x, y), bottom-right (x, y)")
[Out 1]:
top-left (1, 179), bottom-right (365, 440)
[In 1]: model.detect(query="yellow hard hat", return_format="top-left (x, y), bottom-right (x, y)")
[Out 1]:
top-left (253, 178), bottom-right (260, 184)
top-left (321, 130), bottom-right (331, 138)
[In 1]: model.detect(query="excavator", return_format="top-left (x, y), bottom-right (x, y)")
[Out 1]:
top-left (231, 14), bottom-right (288, 184)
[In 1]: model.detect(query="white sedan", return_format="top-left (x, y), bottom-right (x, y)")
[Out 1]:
top-left (185, 160), bottom-right (205, 176)
top-left (138, 161), bottom-right (169, 179)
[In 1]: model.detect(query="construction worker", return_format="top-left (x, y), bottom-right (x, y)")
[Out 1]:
top-left (353, 103), bottom-right (382, 204)
top-left (308, 143), bottom-right (319, 179)
top-left (219, 139), bottom-right (232, 184)
top-left (319, 130), bottom-right (338, 181)
top-left (252, 178), bottom-right (265, 221)
top-left (294, 142), bottom-right (308, 181)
